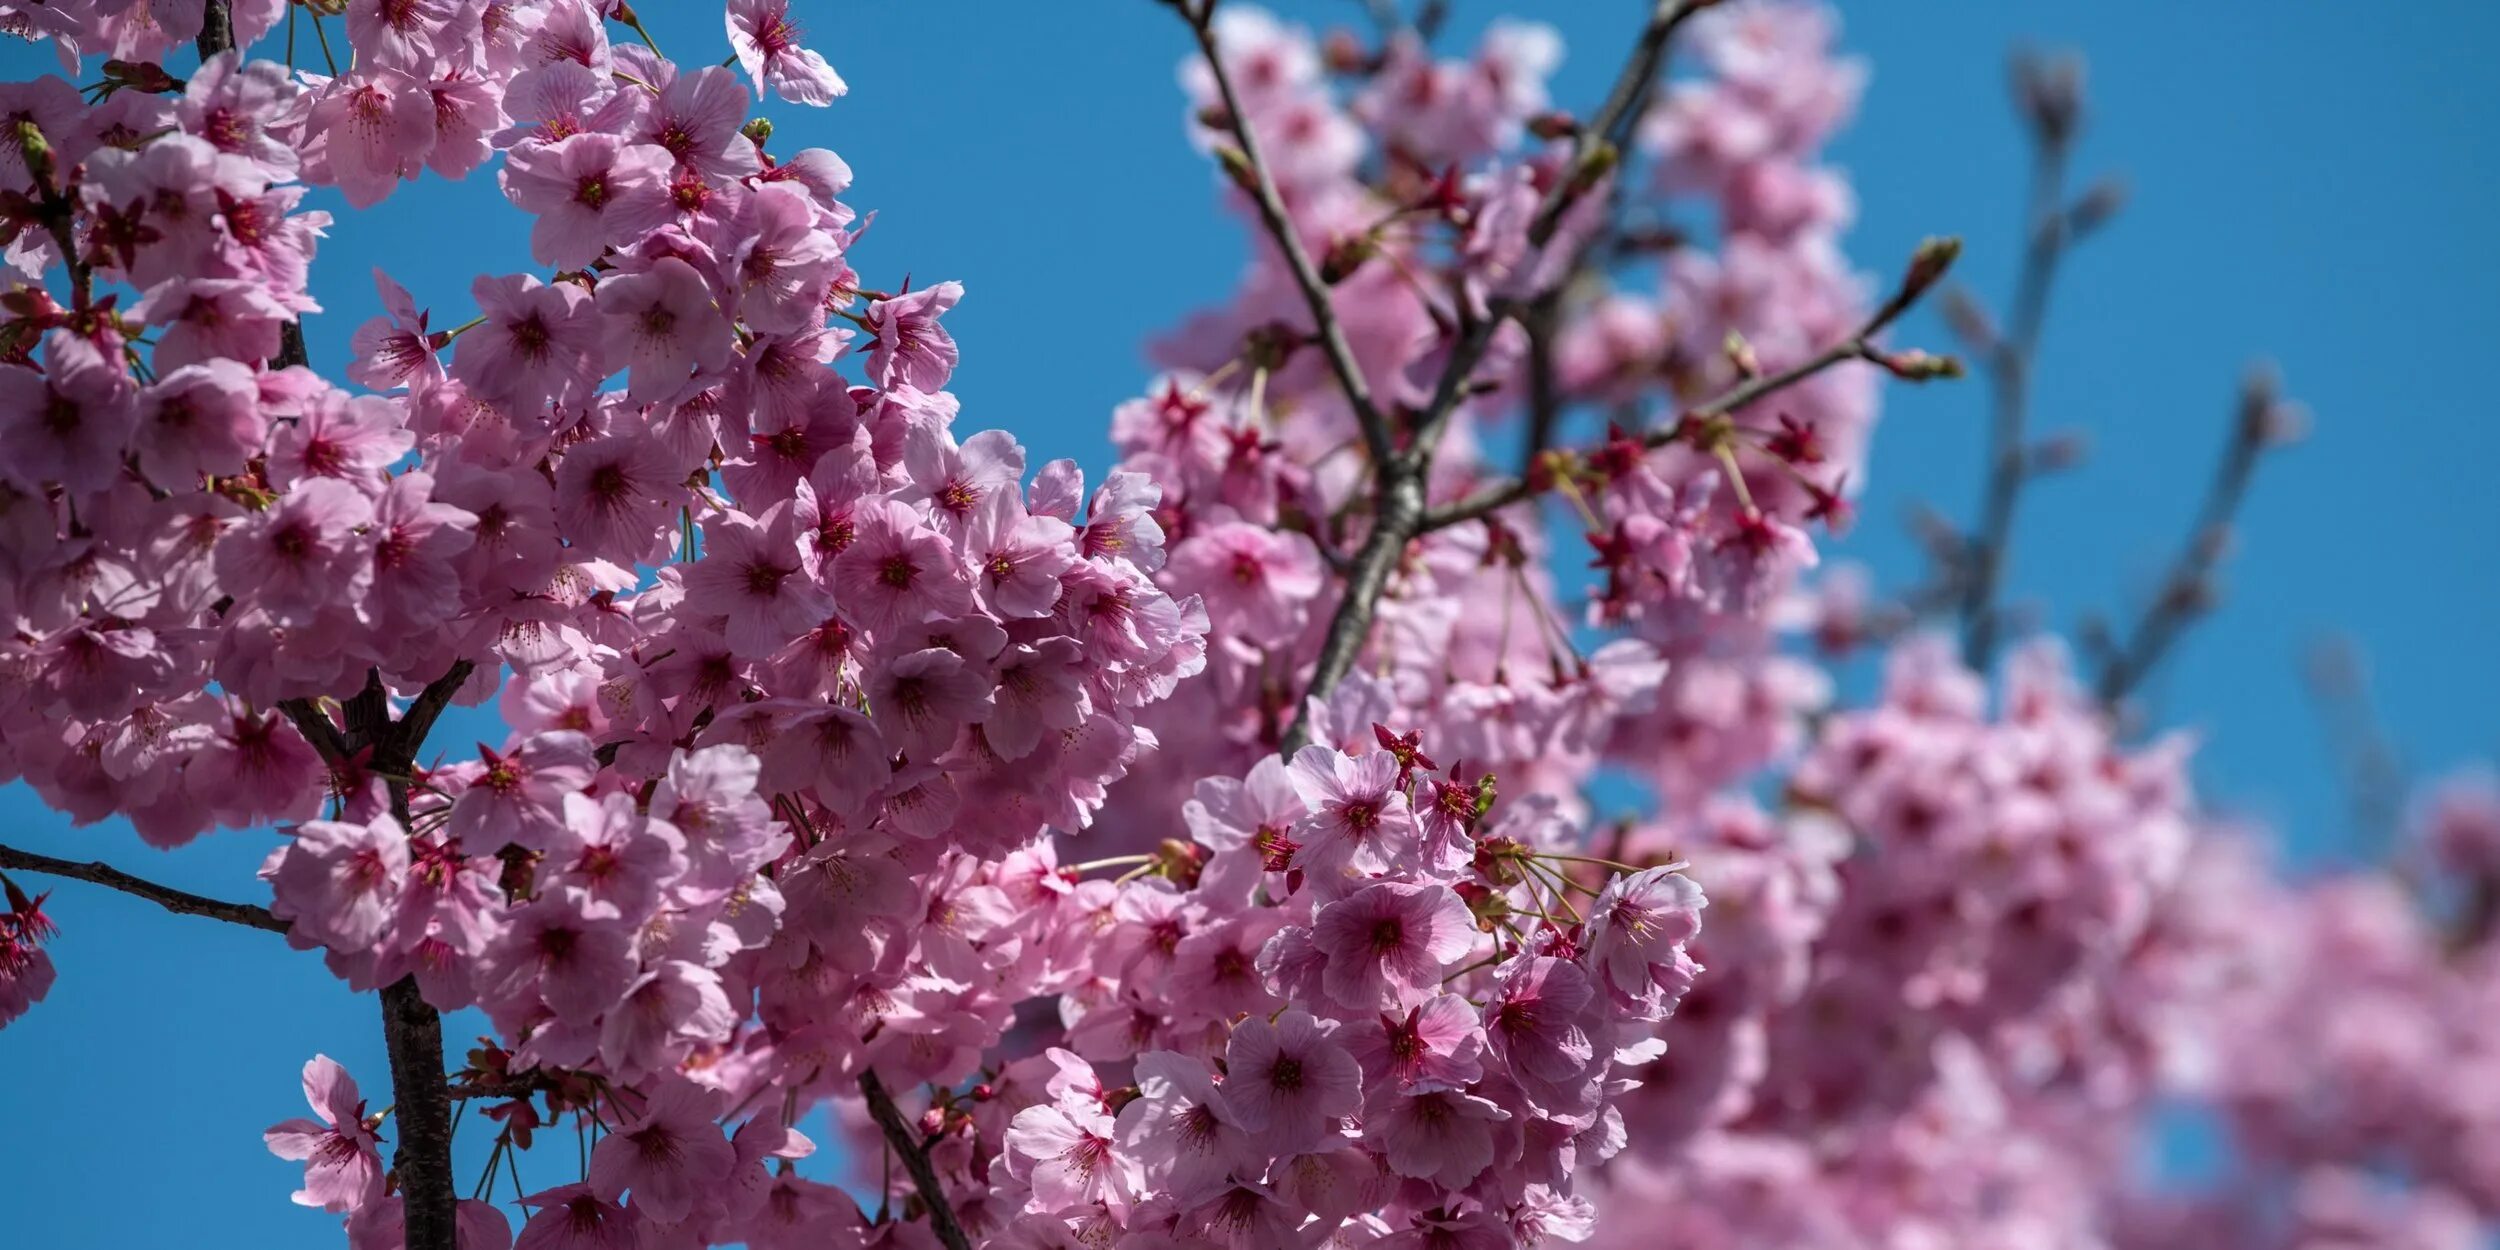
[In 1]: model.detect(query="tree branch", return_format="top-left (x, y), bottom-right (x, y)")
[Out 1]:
top-left (859, 1069), bottom-right (974, 1250)
top-left (380, 977), bottom-right (456, 1250)
top-left (194, 0), bottom-right (234, 57)
top-left (0, 844), bottom-right (283, 932)
top-left (1267, 0), bottom-right (1726, 752)
top-left (1279, 470), bottom-right (1427, 754)
top-left (2093, 369), bottom-right (2290, 705)
top-left (1405, 0), bottom-right (1715, 470)
top-left (373, 674), bottom-right (464, 1250)
top-left (1420, 238), bottom-right (1958, 533)
top-left (1177, 0), bottom-right (1396, 470)
top-left (1959, 55), bottom-right (2084, 669)
top-left (391, 660), bottom-right (477, 764)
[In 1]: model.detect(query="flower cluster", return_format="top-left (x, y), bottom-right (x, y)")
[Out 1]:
top-left (1, 3), bottom-right (2488, 1250)
top-left (836, 730), bottom-right (1703, 1247)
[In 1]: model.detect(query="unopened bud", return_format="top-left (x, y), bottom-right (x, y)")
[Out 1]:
top-left (1899, 236), bottom-right (1962, 303)
top-left (740, 117), bottom-right (774, 146)
top-left (2254, 400), bottom-right (2309, 447)
top-left (1321, 29), bottom-right (1369, 74)
top-left (1194, 103), bottom-right (1234, 133)
top-left (1525, 111), bottom-right (1579, 142)
top-left (2069, 175), bottom-right (2127, 235)
top-left (2011, 50), bottom-right (2086, 145)
top-left (1565, 140), bottom-right (1619, 198)
top-left (1213, 145), bottom-right (1259, 194)
top-left (1722, 330), bottom-right (1759, 379)
top-left (1873, 348), bottom-right (1963, 382)
top-left (2025, 429), bottom-right (2090, 475)
top-left (1319, 233), bottom-right (1376, 285)
top-left (12, 120), bottom-right (52, 185)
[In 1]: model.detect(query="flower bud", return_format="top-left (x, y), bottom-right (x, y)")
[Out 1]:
top-left (1320, 233), bottom-right (1376, 285)
top-left (1526, 111), bottom-right (1579, 141)
top-left (1898, 235), bottom-right (1962, 304)
top-left (1565, 140), bottom-right (1620, 199)
top-left (1213, 145), bottom-right (1259, 194)
top-left (2012, 50), bottom-right (2086, 145)
top-left (2069, 175), bottom-right (2127, 236)
top-left (1872, 348), bottom-right (1963, 382)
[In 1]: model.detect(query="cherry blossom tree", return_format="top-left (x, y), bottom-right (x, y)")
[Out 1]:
top-left (0, 2), bottom-right (2488, 1250)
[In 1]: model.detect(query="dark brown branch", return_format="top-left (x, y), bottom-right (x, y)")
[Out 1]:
top-left (374, 675), bottom-right (463, 1250)
top-left (194, 0), bottom-right (234, 57)
top-left (2093, 369), bottom-right (2290, 705)
top-left (860, 1069), bottom-right (974, 1250)
top-left (1519, 294), bottom-right (1564, 471)
top-left (0, 844), bottom-right (283, 932)
top-left (380, 977), bottom-right (456, 1250)
top-left (279, 698), bottom-right (350, 766)
top-left (1177, 0), bottom-right (1395, 469)
top-left (1959, 55), bottom-right (2085, 669)
top-left (392, 660), bottom-right (478, 762)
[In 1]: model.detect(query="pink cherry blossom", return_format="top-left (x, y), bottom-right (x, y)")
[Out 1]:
top-left (263, 1055), bottom-right (384, 1213)
top-left (596, 256), bottom-right (735, 403)
top-left (726, 0), bottom-right (848, 105)
top-left (1220, 1007), bottom-right (1362, 1154)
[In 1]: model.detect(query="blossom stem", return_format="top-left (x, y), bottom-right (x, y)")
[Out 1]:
top-left (1172, 0), bottom-right (1396, 470)
top-left (309, 11), bottom-right (341, 76)
top-left (0, 844), bottom-right (283, 931)
top-left (1067, 854), bottom-right (1154, 874)
top-left (858, 1069), bottom-right (974, 1250)
top-left (614, 5), bottom-right (663, 56)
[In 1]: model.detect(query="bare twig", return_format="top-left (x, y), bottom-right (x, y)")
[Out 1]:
top-left (860, 1069), bottom-right (974, 1250)
top-left (1421, 238), bottom-right (1959, 532)
top-left (1959, 52), bottom-right (2088, 668)
top-left (2094, 369), bottom-right (2292, 705)
top-left (0, 845), bottom-right (283, 932)
top-left (1178, 1), bottom-right (1396, 469)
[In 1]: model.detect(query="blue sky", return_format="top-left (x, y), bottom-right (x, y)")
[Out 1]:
top-left (4, 3), bottom-right (2496, 1245)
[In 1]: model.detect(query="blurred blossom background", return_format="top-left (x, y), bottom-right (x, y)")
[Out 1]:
top-left (2, 3), bottom-right (2493, 1245)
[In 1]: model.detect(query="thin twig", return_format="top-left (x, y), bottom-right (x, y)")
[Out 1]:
top-left (1959, 64), bottom-right (2081, 668)
top-left (0, 844), bottom-right (283, 932)
top-left (859, 1069), bottom-right (973, 1250)
top-left (2094, 371), bottom-right (2288, 705)
top-left (1420, 238), bottom-right (1958, 533)
top-left (1177, 0), bottom-right (1396, 469)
